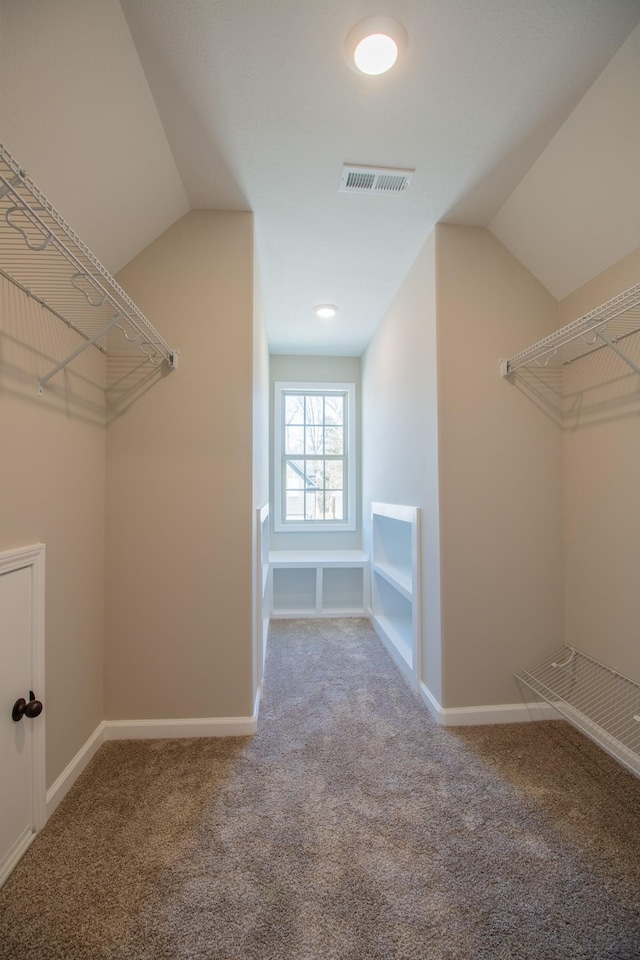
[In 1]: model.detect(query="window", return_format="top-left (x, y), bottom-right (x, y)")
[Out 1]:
top-left (274, 382), bottom-right (356, 532)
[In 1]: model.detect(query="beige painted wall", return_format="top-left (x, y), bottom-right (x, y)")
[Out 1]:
top-left (269, 355), bottom-right (362, 552)
top-left (0, 275), bottom-right (105, 787)
top-left (489, 23), bottom-right (640, 302)
top-left (437, 225), bottom-right (564, 707)
top-left (362, 231), bottom-right (442, 701)
top-left (105, 210), bottom-right (255, 720)
top-left (560, 245), bottom-right (640, 682)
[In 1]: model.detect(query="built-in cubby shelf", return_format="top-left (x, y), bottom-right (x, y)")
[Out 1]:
top-left (269, 550), bottom-right (369, 618)
top-left (371, 503), bottom-right (420, 685)
top-left (371, 561), bottom-right (412, 601)
top-left (256, 504), bottom-right (270, 676)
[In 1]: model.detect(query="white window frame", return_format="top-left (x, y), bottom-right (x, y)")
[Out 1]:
top-left (274, 381), bottom-right (357, 533)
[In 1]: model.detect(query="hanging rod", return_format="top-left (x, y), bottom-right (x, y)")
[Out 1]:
top-left (500, 282), bottom-right (640, 380)
top-left (0, 143), bottom-right (178, 395)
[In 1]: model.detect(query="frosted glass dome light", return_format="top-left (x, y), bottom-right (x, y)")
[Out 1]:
top-left (315, 304), bottom-right (339, 319)
top-left (346, 18), bottom-right (408, 77)
top-left (354, 33), bottom-right (398, 75)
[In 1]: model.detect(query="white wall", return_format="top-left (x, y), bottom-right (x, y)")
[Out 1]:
top-left (362, 231), bottom-right (442, 702)
top-left (269, 355), bottom-right (362, 552)
top-left (560, 245), bottom-right (640, 683)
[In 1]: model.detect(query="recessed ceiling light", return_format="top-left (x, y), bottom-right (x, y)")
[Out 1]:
top-left (315, 304), bottom-right (339, 319)
top-left (345, 17), bottom-right (408, 76)
top-left (354, 34), bottom-right (398, 75)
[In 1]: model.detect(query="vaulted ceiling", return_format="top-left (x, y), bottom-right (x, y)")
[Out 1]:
top-left (1, 0), bottom-right (639, 354)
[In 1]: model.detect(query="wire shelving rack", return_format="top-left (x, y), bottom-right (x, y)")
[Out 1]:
top-left (500, 283), bottom-right (640, 383)
top-left (0, 143), bottom-right (177, 395)
top-left (517, 646), bottom-right (640, 779)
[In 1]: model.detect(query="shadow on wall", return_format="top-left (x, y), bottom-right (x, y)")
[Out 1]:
top-left (0, 276), bottom-right (170, 425)
top-left (505, 331), bottom-right (640, 430)
top-left (0, 278), bottom-right (106, 425)
top-left (105, 354), bottom-right (169, 424)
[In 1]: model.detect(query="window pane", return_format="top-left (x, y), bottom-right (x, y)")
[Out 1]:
top-left (325, 426), bottom-right (343, 455)
top-left (285, 425), bottom-right (304, 454)
top-left (305, 425), bottom-right (324, 455)
top-left (305, 460), bottom-right (324, 490)
top-left (324, 395), bottom-right (344, 425)
top-left (286, 491), bottom-right (304, 520)
top-left (278, 385), bottom-right (352, 527)
top-left (305, 395), bottom-right (323, 425)
top-left (286, 461), bottom-right (305, 489)
top-left (325, 461), bottom-right (343, 489)
top-left (326, 491), bottom-right (344, 520)
top-left (305, 490), bottom-right (322, 520)
top-left (285, 394), bottom-right (304, 425)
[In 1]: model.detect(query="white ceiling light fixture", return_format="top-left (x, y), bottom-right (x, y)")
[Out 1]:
top-left (315, 304), bottom-right (339, 319)
top-left (345, 17), bottom-right (408, 76)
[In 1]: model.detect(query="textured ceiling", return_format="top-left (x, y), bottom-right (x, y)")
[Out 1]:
top-left (1, 1), bottom-right (639, 354)
top-left (120, 0), bottom-right (640, 353)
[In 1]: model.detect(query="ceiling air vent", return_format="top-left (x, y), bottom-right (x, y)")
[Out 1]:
top-left (339, 164), bottom-right (414, 194)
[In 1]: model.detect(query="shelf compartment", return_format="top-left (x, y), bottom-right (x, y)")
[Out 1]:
top-left (321, 566), bottom-right (364, 612)
top-left (0, 143), bottom-right (177, 394)
top-left (370, 503), bottom-right (420, 685)
top-left (372, 511), bottom-right (413, 583)
top-left (516, 646), bottom-right (640, 779)
top-left (372, 573), bottom-right (413, 669)
top-left (268, 550), bottom-right (368, 619)
top-left (256, 503), bottom-right (270, 679)
top-left (271, 567), bottom-right (317, 614)
top-left (371, 561), bottom-right (412, 600)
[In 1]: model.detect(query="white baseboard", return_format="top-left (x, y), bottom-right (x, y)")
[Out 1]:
top-left (45, 706), bottom-right (260, 820)
top-left (418, 681), bottom-right (443, 722)
top-left (103, 714), bottom-right (258, 740)
top-left (418, 682), bottom-right (557, 726)
top-left (0, 826), bottom-right (36, 890)
top-left (46, 720), bottom-right (106, 818)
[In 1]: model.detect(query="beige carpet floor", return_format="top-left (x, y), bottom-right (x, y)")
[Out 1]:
top-left (1, 618), bottom-right (640, 959)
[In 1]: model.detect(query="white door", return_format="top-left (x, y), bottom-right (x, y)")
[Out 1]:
top-left (0, 545), bottom-right (46, 888)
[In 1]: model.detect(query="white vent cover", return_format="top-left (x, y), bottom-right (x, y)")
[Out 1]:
top-left (339, 164), bottom-right (414, 194)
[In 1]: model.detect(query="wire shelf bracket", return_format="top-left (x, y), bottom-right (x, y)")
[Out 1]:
top-left (516, 646), bottom-right (640, 779)
top-left (0, 143), bottom-right (178, 395)
top-left (499, 282), bottom-right (640, 382)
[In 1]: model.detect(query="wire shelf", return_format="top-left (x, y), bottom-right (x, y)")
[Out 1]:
top-left (0, 143), bottom-right (177, 394)
top-left (516, 646), bottom-right (640, 779)
top-left (500, 283), bottom-right (640, 383)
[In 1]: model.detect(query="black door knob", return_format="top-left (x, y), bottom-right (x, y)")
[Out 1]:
top-left (12, 692), bottom-right (43, 722)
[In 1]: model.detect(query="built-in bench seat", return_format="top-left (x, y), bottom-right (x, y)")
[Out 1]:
top-left (268, 550), bottom-right (369, 618)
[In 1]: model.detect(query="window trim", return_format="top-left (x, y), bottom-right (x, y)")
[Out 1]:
top-left (274, 381), bottom-right (357, 533)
